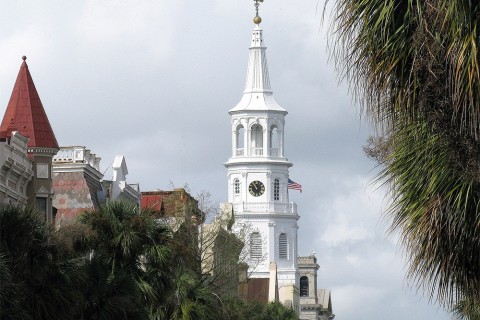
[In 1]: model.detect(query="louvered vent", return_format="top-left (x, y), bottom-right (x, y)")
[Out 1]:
top-left (279, 233), bottom-right (287, 258)
top-left (250, 232), bottom-right (262, 259)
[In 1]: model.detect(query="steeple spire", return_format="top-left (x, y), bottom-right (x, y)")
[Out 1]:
top-left (229, 1), bottom-right (286, 113)
top-left (0, 56), bottom-right (59, 150)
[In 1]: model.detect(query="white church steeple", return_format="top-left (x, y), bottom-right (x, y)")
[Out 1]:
top-left (225, 1), bottom-right (300, 311)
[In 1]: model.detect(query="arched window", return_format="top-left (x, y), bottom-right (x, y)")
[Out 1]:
top-left (300, 276), bottom-right (309, 297)
top-left (273, 178), bottom-right (280, 201)
top-left (234, 178), bottom-right (240, 194)
top-left (236, 125), bottom-right (245, 156)
top-left (250, 232), bottom-right (262, 259)
top-left (251, 124), bottom-right (263, 155)
top-left (279, 233), bottom-right (287, 259)
top-left (270, 125), bottom-right (279, 156)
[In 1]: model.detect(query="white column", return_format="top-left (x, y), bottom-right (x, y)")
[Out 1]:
top-left (279, 129), bottom-right (284, 157)
top-left (269, 222), bottom-right (275, 263)
top-left (263, 128), bottom-right (268, 156)
top-left (246, 128), bottom-right (251, 157)
top-left (232, 129), bottom-right (237, 157)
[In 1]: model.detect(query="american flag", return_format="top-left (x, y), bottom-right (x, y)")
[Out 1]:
top-left (288, 179), bottom-right (302, 193)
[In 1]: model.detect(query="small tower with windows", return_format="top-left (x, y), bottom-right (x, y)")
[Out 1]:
top-left (224, 1), bottom-right (300, 310)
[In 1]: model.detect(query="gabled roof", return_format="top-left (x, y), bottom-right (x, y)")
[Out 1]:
top-left (0, 56), bottom-right (59, 149)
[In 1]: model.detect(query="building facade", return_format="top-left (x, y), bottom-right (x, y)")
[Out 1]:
top-left (142, 188), bottom-right (205, 272)
top-left (201, 203), bottom-right (244, 297)
top-left (52, 146), bottom-right (104, 225)
top-left (0, 131), bottom-right (33, 207)
top-left (53, 148), bottom-right (141, 225)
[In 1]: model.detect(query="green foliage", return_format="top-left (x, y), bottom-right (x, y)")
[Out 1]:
top-left (453, 298), bottom-right (480, 320)
top-left (328, 0), bottom-right (480, 311)
top-left (0, 202), bottom-right (292, 319)
top-left (221, 298), bottom-right (298, 320)
top-left (75, 201), bottom-right (172, 319)
top-left (0, 205), bottom-right (82, 320)
top-left (381, 119), bottom-right (480, 303)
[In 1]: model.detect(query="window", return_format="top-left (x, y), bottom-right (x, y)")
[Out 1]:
top-left (269, 125), bottom-right (279, 156)
top-left (273, 178), bottom-right (280, 200)
top-left (36, 197), bottom-right (47, 220)
top-left (36, 163), bottom-right (49, 179)
top-left (236, 125), bottom-right (245, 155)
top-left (36, 197), bottom-right (47, 212)
top-left (234, 178), bottom-right (240, 194)
top-left (251, 124), bottom-right (263, 155)
top-left (279, 233), bottom-right (287, 259)
top-left (300, 276), bottom-right (309, 297)
top-left (250, 232), bottom-right (262, 259)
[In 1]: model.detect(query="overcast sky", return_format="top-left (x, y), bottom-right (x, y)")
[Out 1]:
top-left (0, 1), bottom-right (452, 319)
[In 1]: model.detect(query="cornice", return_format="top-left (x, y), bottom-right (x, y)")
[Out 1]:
top-left (224, 159), bottom-right (292, 167)
top-left (234, 213), bottom-right (299, 220)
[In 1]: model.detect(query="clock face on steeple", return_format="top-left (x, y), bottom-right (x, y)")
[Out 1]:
top-left (249, 180), bottom-right (265, 197)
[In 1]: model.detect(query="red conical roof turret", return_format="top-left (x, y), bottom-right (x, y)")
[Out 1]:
top-left (0, 56), bottom-right (59, 149)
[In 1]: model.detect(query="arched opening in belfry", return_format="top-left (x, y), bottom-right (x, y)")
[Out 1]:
top-left (251, 124), bottom-right (263, 156)
top-left (236, 124), bottom-right (245, 155)
top-left (300, 276), bottom-right (309, 297)
top-left (269, 125), bottom-right (279, 156)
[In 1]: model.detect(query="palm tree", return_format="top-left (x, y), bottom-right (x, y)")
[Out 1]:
top-left (327, 0), bottom-right (480, 308)
top-left (453, 298), bottom-right (480, 320)
top-left (262, 301), bottom-right (298, 320)
top-left (220, 298), bottom-right (298, 320)
top-left (76, 201), bottom-right (173, 319)
top-left (0, 205), bottom-right (82, 320)
top-left (163, 266), bottom-right (222, 320)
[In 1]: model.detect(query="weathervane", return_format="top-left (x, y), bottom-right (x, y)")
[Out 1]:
top-left (253, 0), bottom-right (264, 24)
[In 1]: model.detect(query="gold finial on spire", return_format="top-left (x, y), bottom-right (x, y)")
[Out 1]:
top-left (253, 0), bottom-right (263, 24)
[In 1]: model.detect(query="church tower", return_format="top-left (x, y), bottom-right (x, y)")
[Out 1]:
top-left (225, 1), bottom-right (300, 309)
top-left (0, 56), bottom-right (59, 222)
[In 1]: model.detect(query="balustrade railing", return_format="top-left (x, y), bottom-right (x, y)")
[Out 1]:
top-left (250, 147), bottom-right (263, 156)
top-left (234, 148), bottom-right (281, 157)
top-left (233, 202), bottom-right (297, 214)
top-left (269, 148), bottom-right (279, 157)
